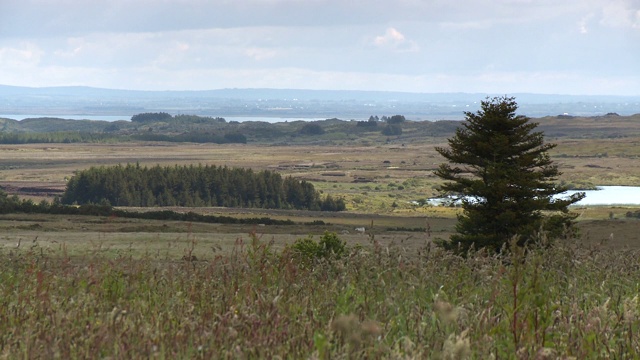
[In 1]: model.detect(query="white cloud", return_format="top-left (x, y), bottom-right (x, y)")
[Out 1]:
top-left (578, 13), bottom-right (595, 34)
top-left (0, 43), bottom-right (43, 68)
top-left (599, 0), bottom-right (640, 29)
top-left (0, 0), bottom-right (638, 95)
top-left (373, 27), bottom-right (419, 52)
top-left (374, 28), bottom-right (405, 46)
top-left (244, 47), bottom-right (278, 61)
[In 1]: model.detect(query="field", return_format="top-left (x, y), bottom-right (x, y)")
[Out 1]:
top-left (1, 130), bottom-right (640, 357)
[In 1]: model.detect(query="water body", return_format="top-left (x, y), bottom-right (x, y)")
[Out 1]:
top-left (224, 116), bottom-right (327, 123)
top-left (1, 114), bottom-right (131, 122)
top-left (424, 186), bottom-right (640, 207)
top-left (0, 115), bottom-right (327, 123)
top-left (559, 186), bottom-right (640, 206)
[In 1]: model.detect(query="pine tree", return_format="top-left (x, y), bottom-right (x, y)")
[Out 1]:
top-left (434, 96), bottom-right (584, 253)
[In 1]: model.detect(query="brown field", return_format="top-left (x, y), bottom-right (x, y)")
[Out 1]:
top-left (1, 138), bottom-right (640, 254)
top-left (2, 138), bottom-right (639, 192)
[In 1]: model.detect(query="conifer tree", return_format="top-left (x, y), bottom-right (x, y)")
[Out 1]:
top-left (435, 96), bottom-right (584, 253)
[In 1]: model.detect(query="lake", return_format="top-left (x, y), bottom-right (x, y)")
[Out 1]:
top-left (559, 186), bottom-right (640, 206)
top-left (424, 186), bottom-right (640, 207)
top-left (0, 115), bottom-right (327, 123)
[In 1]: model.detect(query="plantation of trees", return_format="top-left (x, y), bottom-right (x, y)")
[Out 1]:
top-left (61, 163), bottom-right (346, 211)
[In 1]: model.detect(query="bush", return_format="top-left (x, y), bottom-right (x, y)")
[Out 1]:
top-left (299, 123), bottom-right (325, 135)
top-left (291, 231), bottom-right (346, 264)
top-left (382, 124), bottom-right (402, 136)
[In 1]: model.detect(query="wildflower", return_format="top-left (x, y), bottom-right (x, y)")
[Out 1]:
top-left (623, 295), bottom-right (639, 324)
top-left (434, 300), bottom-right (459, 324)
top-left (331, 314), bottom-right (381, 348)
top-left (442, 330), bottom-right (471, 360)
top-left (361, 320), bottom-right (382, 338)
top-left (331, 314), bottom-right (361, 346)
top-left (535, 347), bottom-right (557, 360)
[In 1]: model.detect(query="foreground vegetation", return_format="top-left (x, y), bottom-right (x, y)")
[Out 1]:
top-left (1, 232), bottom-right (639, 358)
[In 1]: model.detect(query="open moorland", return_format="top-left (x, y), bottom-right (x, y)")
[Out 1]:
top-left (1, 121), bottom-right (640, 253)
top-left (1, 113), bottom-right (640, 357)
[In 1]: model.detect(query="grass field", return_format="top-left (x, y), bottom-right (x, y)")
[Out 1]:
top-left (1, 137), bottom-right (640, 357)
top-left (2, 138), bottom-right (640, 205)
top-left (1, 139), bottom-right (639, 253)
top-left (2, 225), bottom-right (640, 358)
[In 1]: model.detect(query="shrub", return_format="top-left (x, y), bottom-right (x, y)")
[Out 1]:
top-left (299, 122), bottom-right (325, 135)
top-left (290, 231), bottom-right (346, 264)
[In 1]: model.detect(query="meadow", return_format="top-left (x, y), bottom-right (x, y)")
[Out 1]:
top-left (1, 129), bottom-right (640, 358)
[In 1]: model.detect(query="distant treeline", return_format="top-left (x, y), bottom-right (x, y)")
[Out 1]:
top-left (61, 163), bottom-right (346, 211)
top-left (0, 131), bottom-right (119, 144)
top-left (131, 112), bottom-right (227, 124)
top-left (132, 132), bottom-right (246, 144)
top-left (0, 190), bottom-right (296, 225)
top-left (0, 131), bottom-right (246, 145)
top-left (0, 112), bottom-right (466, 146)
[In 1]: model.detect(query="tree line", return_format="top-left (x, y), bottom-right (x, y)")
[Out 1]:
top-left (61, 163), bottom-right (346, 211)
top-left (0, 189), bottom-right (297, 225)
top-left (131, 112), bottom-right (227, 124)
top-left (132, 132), bottom-right (246, 144)
top-left (0, 131), bottom-right (118, 144)
top-left (356, 115), bottom-right (405, 136)
top-left (0, 131), bottom-right (246, 145)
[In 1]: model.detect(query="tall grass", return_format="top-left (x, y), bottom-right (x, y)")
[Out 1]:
top-left (1, 233), bottom-right (639, 358)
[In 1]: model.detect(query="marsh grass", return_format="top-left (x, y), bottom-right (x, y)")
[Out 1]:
top-left (1, 231), bottom-right (640, 359)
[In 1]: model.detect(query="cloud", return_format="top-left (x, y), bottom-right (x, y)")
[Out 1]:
top-left (599, 0), bottom-right (640, 29)
top-left (244, 47), bottom-right (278, 61)
top-left (578, 14), bottom-right (595, 34)
top-left (373, 27), bottom-right (419, 52)
top-left (374, 28), bottom-right (405, 46)
top-left (0, 43), bottom-right (43, 68)
top-left (0, 0), bottom-right (638, 95)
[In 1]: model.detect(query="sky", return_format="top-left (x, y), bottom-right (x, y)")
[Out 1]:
top-left (0, 0), bottom-right (639, 95)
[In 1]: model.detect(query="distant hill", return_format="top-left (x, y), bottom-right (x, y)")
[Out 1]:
top-left (1, 85), bottom-right (639, 119)
top-left (2, 112), bottom-right (640, 147)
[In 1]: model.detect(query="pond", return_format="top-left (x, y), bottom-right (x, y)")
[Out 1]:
top-left (422, 186), bottom-right (640, 207)
top-left (558, 186), bottom-right (640, 206)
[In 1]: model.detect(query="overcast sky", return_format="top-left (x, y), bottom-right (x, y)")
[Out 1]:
top-left (1, 0), bottom-right (638, 95)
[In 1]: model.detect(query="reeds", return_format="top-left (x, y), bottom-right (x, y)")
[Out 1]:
top-left (1, 234), bottom-right (638, 358)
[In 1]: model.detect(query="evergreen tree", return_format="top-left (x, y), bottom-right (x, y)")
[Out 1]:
top-left (61, 163), bottom-right (344, 211)
top-left (434, 96), bottom-right (584, 253)
top-left (382, 124), bottom-right (402, 136)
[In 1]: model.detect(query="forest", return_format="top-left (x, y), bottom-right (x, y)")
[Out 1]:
top-left (61, 163), bottom-right (346, 211)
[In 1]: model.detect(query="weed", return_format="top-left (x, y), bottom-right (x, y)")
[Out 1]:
top-left (289, 231), bottom-right (346, 266)
top-left (1, 232), bottom-right (640, 357)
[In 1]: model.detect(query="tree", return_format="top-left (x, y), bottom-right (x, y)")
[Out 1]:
top-left (130, 112), bottom-right (173, 123)
top-left (386, 115), bottom-right (406, 124)
top-left (382, 124), bottom-right (402, 136)
top-left (299, 122), bottom-right (325, 135)
top-left (434, 96), bottom-right (584, 253)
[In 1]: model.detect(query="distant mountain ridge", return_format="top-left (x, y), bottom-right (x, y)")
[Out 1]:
top-left (2, 84), bottom-right (639, 119)
top-left (3, 84), bottom-right (639, 101)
